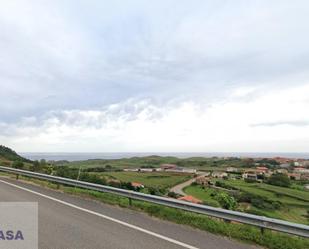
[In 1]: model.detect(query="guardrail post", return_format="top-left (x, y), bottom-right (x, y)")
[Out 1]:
top-left (16, 174), bottom-right (19, 180)
top-left (261, 227), bottom-right (265, 235)
top-left (56, 183), bottom-right (60, 190)
top-left (129, 197), bottom-right (132, 206)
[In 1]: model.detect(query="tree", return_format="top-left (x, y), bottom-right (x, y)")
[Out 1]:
top-left (105, 165), bottom-right (112, 171)
top-left (32, 160), bottom-right (41, 172)
top-left (267, 173), bottom-right (291, 187)
top-left (40, 159), bottom-right (47, 167)
top-left (215, 192), bottom-right (237, 210)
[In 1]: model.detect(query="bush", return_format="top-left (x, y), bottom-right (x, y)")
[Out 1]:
top-left (167, 191), bottom-right (178, 198)
top-left (12, 160), bottom-right (24, 169)
top-left (267, 173), bottom-right (291, 187)
top-left (215, 192), bottom-right (237, 210)
top-left (236, 192), bottom-right (282, 210)
top-left (148, 187), bottom-right (166, 196)
top-left (215, 181), bottom-right (237, 190)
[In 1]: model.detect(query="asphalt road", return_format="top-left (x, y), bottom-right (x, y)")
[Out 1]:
top-left (170, 173), bottom-right (209, 196)
top-left (0, 177), bottom-right (260, 249)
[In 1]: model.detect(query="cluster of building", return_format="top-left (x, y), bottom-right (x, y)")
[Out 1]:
top-left (241, 157), bottom-right (309, 181)
top-left (189, 158), bottom-right (309, 188)
top-left (198, 157), bottom-right (309, 182)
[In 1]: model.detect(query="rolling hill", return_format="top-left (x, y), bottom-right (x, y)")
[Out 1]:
top-left (0, 145), bottom-right (31, 163)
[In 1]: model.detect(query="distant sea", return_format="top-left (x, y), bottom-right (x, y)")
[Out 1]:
top-left (20, 152), bottom-right (309, 162)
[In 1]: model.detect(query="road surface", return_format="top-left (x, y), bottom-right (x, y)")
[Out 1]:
top-left (170, 173), bottom-right (209, 196)
top-left (0, 176), bottom-right (260, 249)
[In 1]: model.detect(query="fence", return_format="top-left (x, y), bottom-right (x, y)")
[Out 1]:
top-left (0, 166), bottom-right (308, 238)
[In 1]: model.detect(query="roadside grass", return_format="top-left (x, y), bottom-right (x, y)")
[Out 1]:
top-left (95, 171), bottom-right (191, 189)
top-left (4, 174), bottom-right (309, 249)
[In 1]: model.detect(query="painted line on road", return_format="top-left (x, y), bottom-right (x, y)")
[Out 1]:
top-left (0, 179), bottom-right (199, 249)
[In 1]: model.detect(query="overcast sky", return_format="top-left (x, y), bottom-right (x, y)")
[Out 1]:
top-left (1, 0), bottom-right (309, 152)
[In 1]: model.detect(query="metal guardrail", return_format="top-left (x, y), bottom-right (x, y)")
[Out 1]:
top-left (0, 166), bottom-right (308, 238)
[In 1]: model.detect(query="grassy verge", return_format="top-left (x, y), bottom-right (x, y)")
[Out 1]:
top-left (4, 174), bottom-right (309, 249)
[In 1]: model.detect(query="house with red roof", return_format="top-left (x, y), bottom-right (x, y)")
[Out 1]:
top-left (177, 195), bottom-right (202, 204)
top-left (131, 182), bottom-right (144, 189)
top-left (256, 166), bottom-right (269, 173)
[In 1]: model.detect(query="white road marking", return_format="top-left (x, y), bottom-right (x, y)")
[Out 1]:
top-left (0, 179), bottom-right (199, 249)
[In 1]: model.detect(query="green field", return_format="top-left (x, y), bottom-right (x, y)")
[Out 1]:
top-left (185, 180), bottom-right (309, 224)
top-left (183, 185), bottom-right (221, 207)
top-left (56, 155), bottom-right (255, 171)
top-left (96, 171), bottom-right (192, 189)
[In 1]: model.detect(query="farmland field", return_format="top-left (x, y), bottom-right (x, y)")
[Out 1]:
top-left (183, 185), bottom-right (221, 207)
top-left (56, 155), bottom-right (256, 171)
top-left (184, 180), bottom-right (309, 224)
top-left (95, 171), bottom-right (192, 189)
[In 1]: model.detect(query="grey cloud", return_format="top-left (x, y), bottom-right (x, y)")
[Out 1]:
top-left (0, 99), bottom-right (165, 138)
top-left (1, 0), bottom-right (309, 124)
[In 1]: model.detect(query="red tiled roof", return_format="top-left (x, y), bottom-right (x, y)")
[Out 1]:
top-left (131, 182), bottom-right (144, 187)
top-left (256, 167), bottom-right (268, 170)
top-left (178, 195), bottom-right (202, 204)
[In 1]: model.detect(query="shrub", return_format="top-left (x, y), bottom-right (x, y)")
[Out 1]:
top-left (267, 173), bottom-right (291, 187)
top-left (237, 192), bottom-right (282, 210)
top-left (215, 192), bottom-right (237, 210)
top-left (167, 191), bottom-right (178, 198)
top-left (215, 181), bottom-right (237, 190)
top-left (12, 160), bottom-right (24, 169)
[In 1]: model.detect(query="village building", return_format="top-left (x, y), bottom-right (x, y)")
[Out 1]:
top-left (288, 173), bottom-right (301, 180)
top-left (123, 168), bottom-right (139, 172)
top-left (165, 167), bottom-right (196, 174)
top-left (273, 157), bottom-right (292, 164)
top-left (294, 167), bottom-right (309, 174)
top-left (279, 163), bottom-right (291, 168)
top-left (242, 171), bottom-right (257, 181)
top-left (177, 195), bottom-right (202, 204)
top-left (226, 167), bottom-right (238, 173)
top-left (212, 172), bottom-right (228, 178)
top-left (275, 168), bottom-right (288, 174)
top-left (139, 168), bottom-right (155, 172)
top-left (256, 166), bottom-right (269, 173)
top-left (160, 164), bottom-right (177, 170)
top-left (300, 174), bottom-right (309, 181)
top-left (195, 176), bottom-right (210, 186)
top-left (302, 160), bottom-right (309, 167)
top-left (131, 182), bottom-right (144, 189)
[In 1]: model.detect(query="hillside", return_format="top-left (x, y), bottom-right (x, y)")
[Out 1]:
top-left (0, 145), bottom-right (31, 163)
top-left (57, 155), bottom-right (252, 171)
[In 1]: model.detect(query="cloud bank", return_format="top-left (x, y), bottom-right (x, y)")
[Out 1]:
top-left (1, 84), bottom-right (309, 152)
top-left (1, 0), bottom-right (309, 152)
